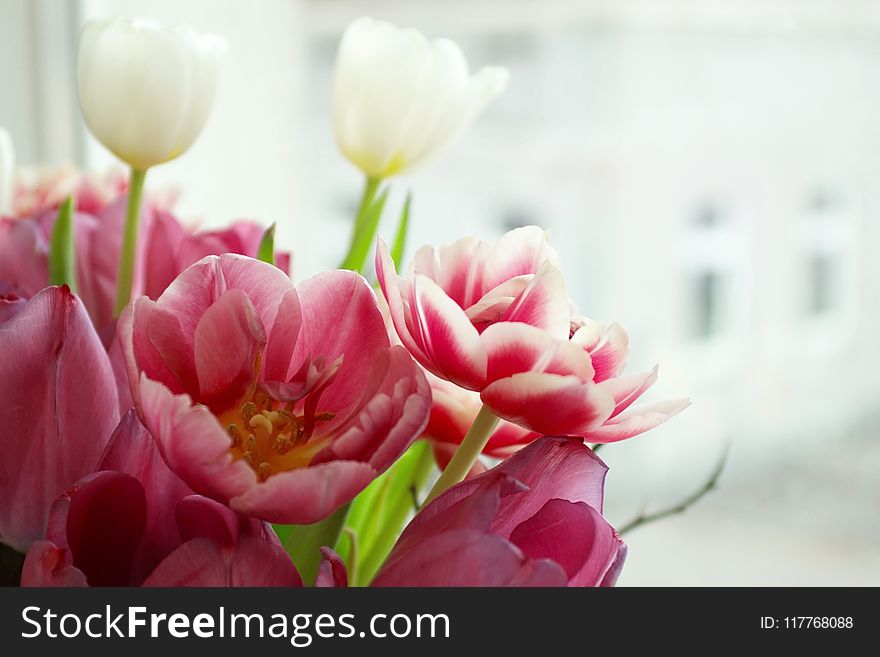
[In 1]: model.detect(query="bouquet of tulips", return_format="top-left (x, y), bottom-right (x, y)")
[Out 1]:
top-left (0, 17), bottom-right (689, 588)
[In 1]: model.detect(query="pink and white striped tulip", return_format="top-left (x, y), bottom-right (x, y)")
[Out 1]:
top-left (377, 226), bottom-right (688, 440)
top-left (119, 254), bottom-right (431, 525)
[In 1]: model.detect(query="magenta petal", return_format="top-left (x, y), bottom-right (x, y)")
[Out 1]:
top-left (372, 529), bottom-right (568, 587)
top-left (583, 399), bottom-right (691, 444)
top-left (143, 536), bottom-right (301, 587)
top-left (0, 294), bottom-right (26, 323)
top-left (0, 217), bottom-right (49, 297)
top-left (315, 547), bottom-right (349, 588)
top-left (509, 499), bottom-right (625, 586)
top-left (175, 495), bottom-right (241, 546)
top-left (64, 472), bottom-right (148, 587)
top-left (194, 288), bottom-right (266, 412)
top-left (481, 372), bottom-right (615, 436)
top-left (490, 436), bottom-right (610, 530)
top-left (0, 287), bottom-right (118, 552)
top-left (229, 461), bottom-right (378, 525)
top-left (586, 323), bottom-right (630, 382)
top-left (412, 273), bottom-right (487, 390)
top-left (20, 540), bottom-right (88, 587)
top-left (97, 410), bottom-right (194, 584)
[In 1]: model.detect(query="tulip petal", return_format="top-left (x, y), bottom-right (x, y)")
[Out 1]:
top-left (138, 376), bottom-right (256, 505)
top-left (481, 226), bottom-right (559, 293)
top-left (412, 273), bottom-right (487, 389)
top-left (489, 436), bottom-right (610, 530)
top-left (499, 263), bottom-right (570, 339)
top-left (582, 399), bottom-right (691, 444)
top-left (20, 540), bottom-right (88, 587)
top-left (509, 498), bottom-right (625, 587)
top-left (143, 536), bottom-right (301, 587)
top-left (97, 410), bottom-right (195, 584)
top-left (0, 287), bottom-right (118, 552)
top-left (229, 461), bottom-right (378, 525)
top-left (375, 239), bottom-right (431, 364)
top-left (481, 372), bottom-right (614, 436)
top-left (599, 365), bottom-right (659, 418)
top-left (481, 321), bottom-right (593, 384)
top-left (372, 528), bottom-right (567, 587)
top-left (293, 270), bottom-right (391, 421)
top-left (315, 547), bottom-right (349, 588)
top-left (194, 288), bottom-right (266, 412)
top-left (585, 322), bottom-right (630, 382)
top-left (63, 471), bottom-right (148, 587)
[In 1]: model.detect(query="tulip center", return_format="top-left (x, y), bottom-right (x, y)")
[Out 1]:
top-left (219, 391), bottom-right (335, 482)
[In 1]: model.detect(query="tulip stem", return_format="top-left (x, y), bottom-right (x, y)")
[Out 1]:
top-left (283, 503), bottom-right (351, 586)
top-left (340, 176), bottom-right (383, 273)
top-left (113, 167), bottom-right (147, 317)
top-left (422, 405), bottom-right (499, 507)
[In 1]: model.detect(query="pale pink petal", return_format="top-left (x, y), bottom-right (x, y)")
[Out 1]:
top-left (20, 540), bottom-right (88, 587)
top-left (583, 399), bottom-right (691, 444)
top-left (137, 377), bottom-right (256, 505)
top-left (598, 365), bottom-right (659, 418)
top-left (481, 226), bottom-right (559, 292)
top-left (586, 323), bottom-right (630, 382)
top-left (481, 372), bottom-right (615, 437)
top-left (229, 461), bottom-right (378, 525)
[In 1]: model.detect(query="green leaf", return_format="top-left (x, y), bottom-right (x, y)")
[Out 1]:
top-left (49, 196), bottom-right (77, 292)
top-left (276, 503), bottom-right (351, 586)
top-left (390, 191), bottom-right (411, 269)
top-left (257, 222), bottom-right (276, 266)
top-left (337, 440), bottom-right (436, 586)
top-left (340, 178), bottom-right (387, 274)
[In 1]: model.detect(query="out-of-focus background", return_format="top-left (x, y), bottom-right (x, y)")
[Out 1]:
top-left (2, 0), bottom-right (878, 585)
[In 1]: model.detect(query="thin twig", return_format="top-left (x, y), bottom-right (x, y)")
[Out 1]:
top-left (618, 444), bottom-right (730, 535)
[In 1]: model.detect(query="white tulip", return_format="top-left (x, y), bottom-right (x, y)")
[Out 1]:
top-left (333, 17), bottom-right (509, 179)
top-left (77, 17), bottom-right (224, 171)
top-left (0, 127), bottom-right (13, 216)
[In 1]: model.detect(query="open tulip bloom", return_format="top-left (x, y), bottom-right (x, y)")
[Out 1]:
top-left (0, 15), bottom-right (694, 589)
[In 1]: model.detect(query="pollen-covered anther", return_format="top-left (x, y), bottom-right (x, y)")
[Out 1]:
top-left (227, 423), bottom-right (242, 447)
top-left (258, 462), bottom-right (272, 482)
top-left (274, 433), bottom-right (293, 455)
top-left (241, 401), bottom-right (258, 425)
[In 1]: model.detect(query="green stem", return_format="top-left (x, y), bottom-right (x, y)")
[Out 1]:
top-left (113, 167), bottom-right (147, 317)
top-left (422, 405), bottom-right (499, 507)
top-left (282, 503), bottom-right (351, 586)
top-left (339, 176), bottom-right (381, 272)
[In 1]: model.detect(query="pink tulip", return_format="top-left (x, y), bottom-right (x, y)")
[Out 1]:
top-left (377, 227), bottom-right (688, 440)
top-left (0, 199), bottom-right (290, 338)
top-left (10, 166), bottom-right (131, 219)
top-left (0, 286), bottom-right (119, 552)
top-left (119, 254), bottom-right (431, 525)
top-left (21, 411), bottom-right (301, 587)
top-left (319, 436), bottom-right (626, 587)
